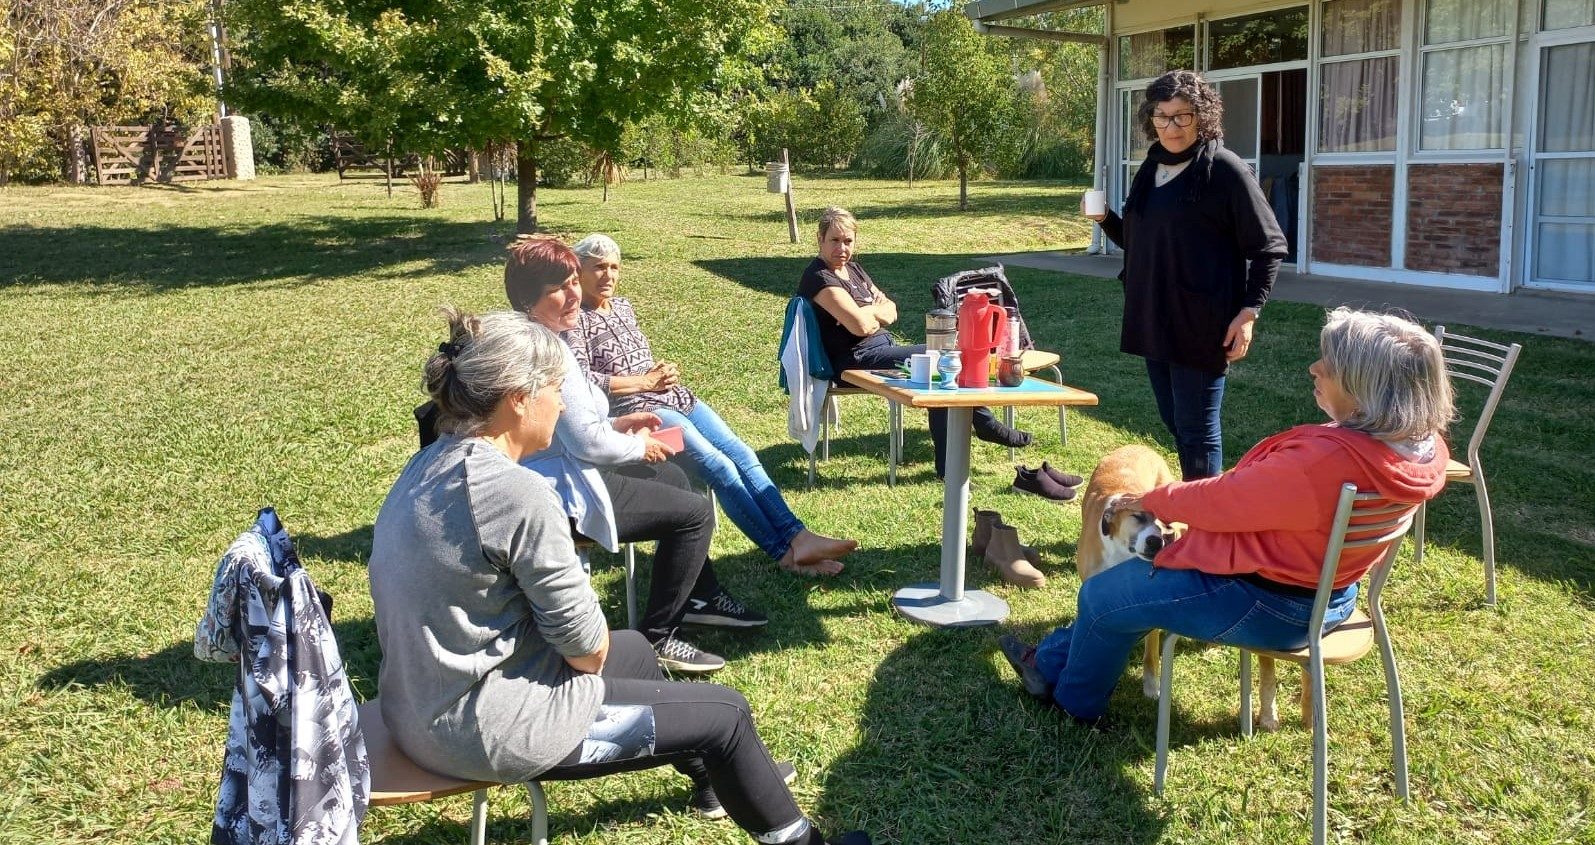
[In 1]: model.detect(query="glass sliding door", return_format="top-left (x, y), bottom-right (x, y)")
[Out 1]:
top-left (1530, 39), bottom-right (1595, 288)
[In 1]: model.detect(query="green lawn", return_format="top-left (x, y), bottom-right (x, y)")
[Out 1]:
top-left (1, 173), bottom-right (1591, 845)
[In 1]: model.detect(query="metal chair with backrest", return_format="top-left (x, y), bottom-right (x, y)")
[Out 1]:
top-left (1154, 483), bottom-right (1421, 845)
top-left (359, 699), bottom-right (549, 845)
top-left (1412, 326), bottom-right (1522, 607)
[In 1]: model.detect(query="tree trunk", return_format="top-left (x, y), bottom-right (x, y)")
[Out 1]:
top-left (61, 125), bottom-right (89, 184)
top-left (516, 145), bottom-right (540, 233)
top-left (958, 161), bottom-right (969, 211)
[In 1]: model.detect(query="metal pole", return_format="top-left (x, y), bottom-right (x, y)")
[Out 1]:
top-left (782, 148), bottom-right (798, 244)
top-left (208, 1), bottom-right (227, 118)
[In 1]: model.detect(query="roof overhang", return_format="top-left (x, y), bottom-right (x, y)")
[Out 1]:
top-left (964, 0), bottom-right (1108, 45)
top-left (964, 0), bottom-right (1106, 24)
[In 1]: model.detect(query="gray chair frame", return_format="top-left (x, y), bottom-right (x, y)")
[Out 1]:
top-left (1412, 325), bottom-right (1522, 607)
top-left (1154, 484), bottom-right (1419, 845)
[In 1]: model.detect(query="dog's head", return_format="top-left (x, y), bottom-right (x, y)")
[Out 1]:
top-left (1099, 495), bottom-right (1181, 560)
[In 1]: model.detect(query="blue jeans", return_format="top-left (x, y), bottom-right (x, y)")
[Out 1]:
top-left (1145, 359), bottom-right (1225, 480)
top-left (655, 402), bottom-right (806, 562)
top-left (1032, 559), bottom-right (1358, 721)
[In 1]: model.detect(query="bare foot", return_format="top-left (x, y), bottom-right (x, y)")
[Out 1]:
top-left (789, 529), bottom-right (859, 565)
top-left (780, 557), bottom-right (845, 577)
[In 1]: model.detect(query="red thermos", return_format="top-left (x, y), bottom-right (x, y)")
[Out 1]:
top-left (956, 291), bottom-right (1007, 388)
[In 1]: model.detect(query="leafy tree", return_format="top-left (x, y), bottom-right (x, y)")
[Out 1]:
top-left (226, 0), bottom-right (772, 232)
top-left (735, 80), bottom-right (863, 169)
top-left (907, 9), bottom-right (1018, 210)
top-left (1, 0), bottom-right (212, 185)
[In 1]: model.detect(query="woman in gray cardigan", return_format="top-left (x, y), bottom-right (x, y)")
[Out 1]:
top-left (369, 308), bottom-right (868, 845)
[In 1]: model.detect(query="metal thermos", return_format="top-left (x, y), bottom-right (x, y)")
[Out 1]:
top-left (926, 308), bottom-right (957, 351)
top-left (938, 349), bottom-right (961, 389)
top-left (1002, 308), bottom-right (1022, 358)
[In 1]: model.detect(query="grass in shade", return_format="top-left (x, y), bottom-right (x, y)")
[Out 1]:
top-left (1, 173), bottom-right (1591, 845)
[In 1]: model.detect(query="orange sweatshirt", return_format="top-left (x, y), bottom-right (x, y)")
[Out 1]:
top-left (1140, 424), bottom-right (1450, 590)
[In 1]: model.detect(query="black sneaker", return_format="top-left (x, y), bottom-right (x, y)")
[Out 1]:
top-left (653, 632), bottom-right (726, 674)
top-left (690, 760), bottom-right (797, 819)
top-left (682, 588), bottom-right (769, 628)
top-left (998, 634), bottom-right (1052, 699)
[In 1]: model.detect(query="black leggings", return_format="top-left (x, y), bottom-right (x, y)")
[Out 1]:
top-left (578, 461), bottom-right (721, 643)
top-left (835, 337), bottom-right (1007, 477)
top-left (541, 632), bottom-right (811, 843)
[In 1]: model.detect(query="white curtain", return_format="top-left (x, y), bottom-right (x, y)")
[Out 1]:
top-left (1322, 0), bottom-right (1402, 56)
top-left (1420, 44), bottom-right (1508, 149)
top-left (1424, 0), bottom-right (1512, 44)
top-left (1319, 57), bottom-right (1400, 151)
top-left (1536, 42), bottom-right (1595, 284)
top-left (1545, 0), bottom-right (1595, 30)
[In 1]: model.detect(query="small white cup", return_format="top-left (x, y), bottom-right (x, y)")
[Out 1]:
top-left (1083, 189), bottom-right (1107, 217)
top-left (908, 352), bottom-right (935, 385)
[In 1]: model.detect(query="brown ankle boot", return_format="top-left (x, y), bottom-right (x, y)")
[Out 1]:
top-left (969, 508), bottom-right (1003, 560)
top-left (986, 524), bottom-right (1046, 588)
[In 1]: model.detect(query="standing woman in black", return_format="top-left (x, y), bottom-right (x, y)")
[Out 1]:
top-left (1083, 70), bottom-right (1287, 479)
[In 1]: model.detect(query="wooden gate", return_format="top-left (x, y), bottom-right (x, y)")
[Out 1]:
top-left (90, 124), bottom-right (228, 185)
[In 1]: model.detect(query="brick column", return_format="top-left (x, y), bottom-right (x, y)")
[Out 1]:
top-left (221, 115), bottom-right (256, 181)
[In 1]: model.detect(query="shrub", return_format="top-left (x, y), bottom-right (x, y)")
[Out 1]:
top-left (411, 169), bottom-right (442, 208)
top-left (855, 113), bottom-right (953, 181)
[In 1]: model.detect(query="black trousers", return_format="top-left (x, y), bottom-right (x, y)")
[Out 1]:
top-left (576, 461), bottom-right (721, 642)
top-left (834, 337), bottom-right (1006, 478)
top-left (541, 632), bottom-right (810, 843)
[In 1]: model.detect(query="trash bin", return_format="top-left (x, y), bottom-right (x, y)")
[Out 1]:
top-left (766, 161), bottom-right (788, 194)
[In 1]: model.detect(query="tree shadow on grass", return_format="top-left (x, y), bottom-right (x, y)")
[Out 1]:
top-left (727, 187), bottom-right (1088, 228)
top-left (34, 618), bottom-right (386, 712)
top-left (0, 215), bottom-right (508, 292)
top-left (809, 627), bottom-right (1205, 844)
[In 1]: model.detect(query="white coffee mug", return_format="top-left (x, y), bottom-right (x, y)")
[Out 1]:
top-left (1083, 189), bottom-right (1107, 217)
top-left (908, 352), bottom-right (935, 385)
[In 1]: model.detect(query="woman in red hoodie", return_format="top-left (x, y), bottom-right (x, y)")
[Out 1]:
top-left (1001, 308), bottom-right (1455, 724)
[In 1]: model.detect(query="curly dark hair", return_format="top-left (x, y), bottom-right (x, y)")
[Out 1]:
top-left (1137, 70), bottom-right (1224, 143)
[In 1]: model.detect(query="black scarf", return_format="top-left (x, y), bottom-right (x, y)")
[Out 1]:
top-left (1124, 139), bottom-right (1219, 215)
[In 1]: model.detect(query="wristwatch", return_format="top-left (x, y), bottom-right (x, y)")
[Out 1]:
top-left (1242, 306), bottom-right (1261, 320)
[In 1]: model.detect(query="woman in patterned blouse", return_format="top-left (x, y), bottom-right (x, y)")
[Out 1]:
top-left (570, 234), bottom-right (858, 577)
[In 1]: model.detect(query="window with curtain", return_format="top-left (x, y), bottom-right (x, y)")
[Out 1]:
top-left (1319, 57), bottom-right (1400, 152)
top-left (1419, 0), bottom-right (1512, 150)
top-left (1535, 42), bottom-right (1595, 284)
top-left (1544, 0), bottom-right (1595, 29)
top-left (1322, 0), bottom-right (1403, 56)
top-left (1319, 0), bottom-right (1402, 152)
top-left (1208, 6), bottom-right (1310, 70)
top-left (1118, 26), bottom-right (1196, 81)
top-left (1425, 0), bottom-right (1512, 42)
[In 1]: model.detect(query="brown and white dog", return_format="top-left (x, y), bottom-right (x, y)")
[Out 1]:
top-left (1076, 445), bottom-right (1180, 700)
top-left (1077, 444), bottom-right (1298, 730)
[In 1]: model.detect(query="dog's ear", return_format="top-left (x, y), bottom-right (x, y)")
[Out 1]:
top-left (1099, 496), bottom-right (1120, 537)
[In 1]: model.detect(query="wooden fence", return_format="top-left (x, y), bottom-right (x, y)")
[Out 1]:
top-left (90, 124), bottom-right (228, 185)
top-left (330, 132), bottom-right (472, 180)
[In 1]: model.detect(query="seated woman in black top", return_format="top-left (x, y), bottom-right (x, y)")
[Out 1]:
top-left (796, 206), bottom-right (1029, 478)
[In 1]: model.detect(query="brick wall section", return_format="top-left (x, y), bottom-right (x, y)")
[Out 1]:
top-left (1405, 163), bottom-right (1502, 276)
top-left (1312, 165), bottom-right (1394, 267)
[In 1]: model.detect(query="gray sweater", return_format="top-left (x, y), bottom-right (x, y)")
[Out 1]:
top-left (369, 436), bottom-right (608, 781)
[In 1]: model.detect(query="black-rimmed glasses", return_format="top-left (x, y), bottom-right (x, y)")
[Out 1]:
top-left (1151, 112), bottom-right (1196, 129)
